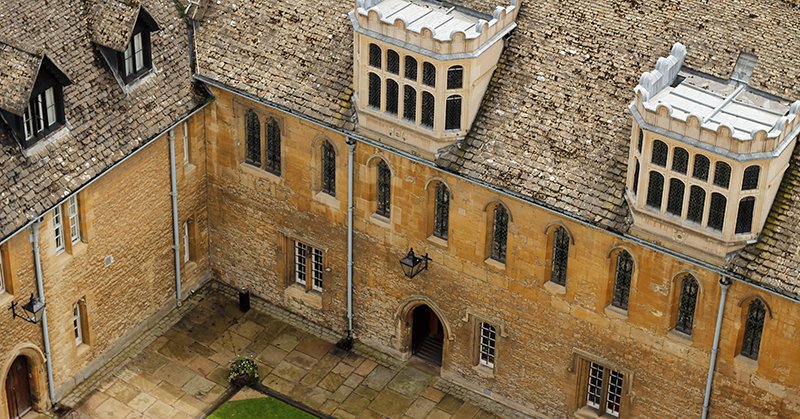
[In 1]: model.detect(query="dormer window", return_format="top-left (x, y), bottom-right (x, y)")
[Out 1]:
top-left (121, 31), bottom-right (151, 82)
top-left (91, 4), bottom-right (159, 88)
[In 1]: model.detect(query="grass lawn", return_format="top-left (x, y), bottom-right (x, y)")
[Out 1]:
top-left (207, 397), bottom-right (317, 419)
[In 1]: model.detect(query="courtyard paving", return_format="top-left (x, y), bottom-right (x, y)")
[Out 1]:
top-left (64, 288), bottom-right (504, 418)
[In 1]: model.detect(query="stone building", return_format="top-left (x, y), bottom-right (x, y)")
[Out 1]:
top-left (0, 0), bottom-right (798, 418)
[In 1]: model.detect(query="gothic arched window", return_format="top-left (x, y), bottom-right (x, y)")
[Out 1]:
top-left (646, 171), bottom-right (664, 209)
top-left (490, 205), bottom-right (509, 263)
top-left (244, 110), bottom-right (260, 166)
top-left (369, 43), bottom-right (381, 68)
top-left (687, 186), bottom-right (705, 223)
top-left (387, 50), bottom-right (400, 74)
top-left (265, 119), bottom-right (281, 175)
top-left (421, 92), bottom-right (435, 128)
top-left (423, 62), bottom-right (436, 87)
top-left (611, 251), bottom-right (633, 310)
top-left (675, 275), bottom-right (699, 335)
top-left (667, 178), bottom-right (685, 216)
top-left (551, 227), bottom-right (570, 286)
top-left (376, 160), bottom-right (391, 218)
top-left (708, 193), bottom-right (726, 231)
top-left (741, 299), bottom-right (767, 360)
top-left (742, 166), bottom-right (760, 190)
top-left (447, 65), bottom-right (463, 89)
top-left (405, 56), bottom-right (417, 80)
top-left (321, 141), bottom-right (336, 196)
top-left (445, 95), bottom-right (462, 130)
top-left (433, 183), bottom-right (450, 240)
top-left (386, 79), bottom-right (399, 116)
top-left (693, 155), bottom-right (710, 181)
top-left (651, 140), bottom-right (668, 166)
top-left (714, 162), bottom-right (731, 188)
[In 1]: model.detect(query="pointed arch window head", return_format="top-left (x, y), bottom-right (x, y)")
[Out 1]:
top-left (646, 172), bottom-right (664, 209)
top-left (742, 166), bottom-right (760, 190)
top-left (651, 140), bottom-right (668, 166)
top-left (672, 148), bottom-right (689, 174)
top-left (405, 56), bottom-right (418, 80)
top-left (265, 119), bottom-right (281, 175)
top-left (386, 79), bottom-right (399, 116)
top-left (423, 62), bottom-right (436, 87)
top-left (421, 92), bottom-right (435, 129)
top-left (387, 50), bottom-right (400, 74)
top-left (433, 183), bottom-right (450, 240)
top-left (666, 179), bottom-right (685, 216)
top-left (244, 110), bottom-right (260, 166)
top-left (445, 95), bottom-right (462, 130)
top-left (369, 43), bottom-right (381, 68)
top-left (735, 197), bottom-right (755, 234)
top-left (490, 205), bottom-right (509, 263)
top-left (714, 162), bottom-right (731, 188)
top-left (693, 155), bottom-right (710, 181)
top-left (741, 299), bottom-right (766, 360)
top-left (447, 66), bottom-right (463, 89)
top-left (551, 227), bottom-right (570, 286)
top-left (675, 275), bottom-right (699, 335)
top-left (376, 160), bottom-right (391, 218)
top-left (403, 86), bottom-right (417, 122)
top-left (708, 193), bottom-right (726, 231)
top-left (321, 141), bottom-right (336, 196)
top-left (368, 73), bottom-right (381, 109)
top-left (611, 251), bottom-right (633, 310)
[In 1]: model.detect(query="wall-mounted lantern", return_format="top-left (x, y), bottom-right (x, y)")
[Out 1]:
top-left (399, 248), bottom-right (431, 279)
top-left (10, 294), bottom-right (46, 324)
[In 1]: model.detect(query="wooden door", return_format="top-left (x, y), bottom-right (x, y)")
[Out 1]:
top-left (5, 357), bottom-right (32, 419)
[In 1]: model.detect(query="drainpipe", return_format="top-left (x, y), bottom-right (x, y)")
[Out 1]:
top-left (30, 220), bottom-right (56, 406)
top-left (702, 276), bottom-right (732, 419)
top-left (168, 129), bottom-right (182, 306)
top-left (338, 137), bottom-right (357, 351)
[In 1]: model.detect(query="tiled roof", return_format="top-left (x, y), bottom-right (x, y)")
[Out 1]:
top-left (0, 42), bottom-right (43, 115)
top-left (194, 0), bottom-right (800, 297)
top-left (0, 0), bottom-right (204, 240)
top-left (91, 0), bottom-right (143, 51)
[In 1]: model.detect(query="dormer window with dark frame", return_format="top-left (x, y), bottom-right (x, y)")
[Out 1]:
top-left (92, 5), bottom-right (160, 87)
top-left (120, 31), bottom-right (151, 83)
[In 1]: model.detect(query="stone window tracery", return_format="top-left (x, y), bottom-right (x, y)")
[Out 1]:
top-left (404, 56), bottom-right (417, 80)
top-left (692, 155), bottom-right (710, 181)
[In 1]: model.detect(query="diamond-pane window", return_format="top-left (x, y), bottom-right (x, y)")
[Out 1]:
top-left (423, 62), bottom-right (436, 87)
top-left (708, 192), bottom-right (726, 231)
top-left (666, 178), bottom-right (685, 216)
top-left (735, 197), bottom-right (755, 234)
top-left (742, 166), bottom-right (760, 190)
top-left (403, 86), bottom-right (416, 122)
top-left (491, 205), bottom-right (509, 263)
top-left (646, 171), bottom-right (664, 209)
top-left (321, 141), bottom-right (336, 196)
top-left (445, 95), bottom-right (462, 130)
top-left (447, 66), bottom-right (463, 89)
top-left (611, 251), bottom-right (633, 310)
top-left (433, 183), bottom-right (449, 240)
top-left (651, 140), bottom-right (668, 166)
top-left (244, 110), bottom-right (260, 166)
top-left (693, 155), bottom-right (710, 181)
top-left (741, 299), bottom-right (766, 360)
top-left (550, 227), bottom-right (569, 286)
top-left (714, 161), bottom-right (731, 188)
top-left (675, 275), bottom-right (699, 335)
top-left (369, 43), bottom-right (381, 68)
top-left (376, 160), bottom-right (391, 218)
top-left (687, 186), bottom-right (705, 223)
top-left (405, 56), bottom-right (418, 80)
top-left (386, 79), bottom-right (399, 116)
top-left (368, 73), bottom-right (381, 108)
top-left (387, 50), bottom-right (400, 74)
top-left (421, 92), bottom-right (434, 128)
top-left (672, 148), bottom-right (689, 174)
top-left (266, 119), bottom-right (281, 176)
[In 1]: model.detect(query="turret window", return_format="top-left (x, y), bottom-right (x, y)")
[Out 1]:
top-left (369, 43), bottom-right (381, 68)
top-left (423, 62), bottom-right (436, 87)
top-left (708, 193), bottom-right (726, 231)
top-left (447, 66), bottom-right (463, 89)
top-left (403, 86), bottom-right (416, 121)
top-left (646, 172), bottom-right (664, 208)
top-left (672, 148), bottom-right (688, 174)
top-left (421, 92), bottom-right (435, 129)
top-left (387, 50), bottom-right (400, 74)
top-left (692, 155), bottom-right (710, 181)
top-left (742, 166), bottom-right (760, 190)
top-left (445, 96), bottom-right (462, 130)
top-left (368, 73), bottom-right (381, 108)
top-left (386, 79), bottom-right (399, 116)
top-left (713, 162), bottom-right (731, 188)
top-left (666, 179), bottom-right (685, 216)
top-left (735, 197), bottom-right (755, 234)
top-left (405, 56), bottom-right (418, 80)
top-left (651, 140), bottom-right (668, 166)
top-left (687, 186), bottom-right (705, 223)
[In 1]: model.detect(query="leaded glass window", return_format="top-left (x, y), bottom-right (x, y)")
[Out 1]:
top-left (735, 197), bottom-right (755, 234)
top-left (666, 178), bottom-right (685, 216)
top-left (675, 275), bottom-right (699, 335)
top-left (368, 73), bottom-right (381, 108)
top-left (447, 65), bottom-right (463, 89)
top-left (714, 161), bottom-right (731, 188)
top-left (708, 193), bottom-right (726, 231)
top-left (742, 166), bottom-right (760, 190)
top-left (369, 43), bottom-right (381, 68)
top-left (551, 227), bottom-right (569, 286)
top-left (376, 160), bottom-right (391, 218)
top-left (265, 119), bottom-right (281, 175)
top-left (672, 147), bottom-right (689, 174)
top-left (244, 110), bottom-right (260, 166)
top-left (693, 155), bottom-right (710, 181)
top-left (478, 322), bottom-right (496, 368)
top-left (387, 49), bottom-right (400, 74)
top-left (403, 86), bottom-right (416, 121)
top-left (741, 299), bottom-right (766, 360)
top-left (611, 251), bottom-right (633, 310)
top-left (632, 161), bottom-right (640, 194)
top-left (637, 128), bottom-right (643, 153)
top-left (433, 183), bottom-right (449, 240)
top-left (321, 141), bottom-right (336, 196)
top-left (491, 205), bottom-right (509, 263)
top-left (445, 95), bottom-right (461, 130)
top-left (646, 171), bottom-right (664, 209)
top-left (405, 56), bottom-right (417, 80)
top-left (687, 186), bottom-right (705, 223)
top-left (386, 79), bottom-right (399, 116)
top-left (423, 62), bottom-right (436, 87)
top-left (651, 140), bottom-right (668, 166)
top-left (421, 92), bottom-right (434, 128)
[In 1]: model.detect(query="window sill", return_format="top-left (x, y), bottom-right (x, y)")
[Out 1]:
top-left (733, 354), bottom-right (759, 371)
top-left (483, 258), bottom-right (506, 272)
top-left (370, 213), bottom-right (391, 227)
top-left (184, 163), bottom-right (197, 177)
top-left (76, 343), bottom-right (91, 358)
top-left (426, 235), bottom-right (448, 249)
top-left (183, 261), bottom-right (198, 274)
top-left (313, 191), bottom-right (340, 210)
top-left (666, 329), bottom-right (693, 344)
top-left (472, 363), bottom-right (495, 379)
top-left (574, 406), bottom-right (611, 419)
top-left (543, 281), bottom-right (567, 296)
top-left (240, 162), bottom-right (281, 183)
top-left (604, 305), bottom-right (628, 319)
top-left (284, 284), bottom-right (322, 310)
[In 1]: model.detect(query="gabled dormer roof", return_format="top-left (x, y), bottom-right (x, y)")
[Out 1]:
top-left (91, 0), bottom-right (160, 52)
top-left (0, 41), bottom-right (71, 115)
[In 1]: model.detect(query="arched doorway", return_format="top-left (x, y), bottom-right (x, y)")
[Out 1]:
top-left (411, 305), bottom-right (443, 366)
top-left (5, 357), bottom-right (33, 419)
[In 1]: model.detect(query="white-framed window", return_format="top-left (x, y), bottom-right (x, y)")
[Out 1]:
top-left (183, 221), bottom-right (190, 263)
top-left (0, 252), bottom-right (6, 295)
top-left (585, 361), bottom-right (624, 417)
top-left (294, 242), bottom-right (324, 292)
top-left (68, 196), bottom-right (80, 243)
top-left (73, 302), bottom-right (83, 346)
top-left (182, 122), bottom-right (190, 165)
top-left (478, 322), bottom-right (496, 368)
top-left (22, 87), bottom-right (57, 140)
top-left (53, 206), bottom-right (65, 254)
top-left (124, 33), bottom-right (145, 76)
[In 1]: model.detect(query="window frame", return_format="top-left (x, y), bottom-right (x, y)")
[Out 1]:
top-left (244, 109), bottom-right (261, 167)
top-left (265, 118), bottom-right (282, 176)
top-left (489, 204), bottom-right (509, 264)
top-left (67, 196), bottom-right (81, 244)
top-left (432, 182), bottom-right (450, 240)
top-left (674, 275), bottom-right (699, 336)
top-left (73, 302), bottom-right (84, 346)
top-left (740, 298), bottom-right (767, 360)
top-left (119, 29), bottom-right (153, 84)
top-left (550, 226), bottom-right (570, 286)
top-left (53, 206), bottom-right (65, 254)
top-left (574, 354), bottom-right (631, 418)
top-left (478, 322), bottom-right (497, 369)
top-left (293, 241), bottom-right (324, 293)
top-left (375, 159), bottom-right (392, 219)
top-left (610, 250), bottom-right (634, 311)
top-left (321, 140), bottom-right (337, 197)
